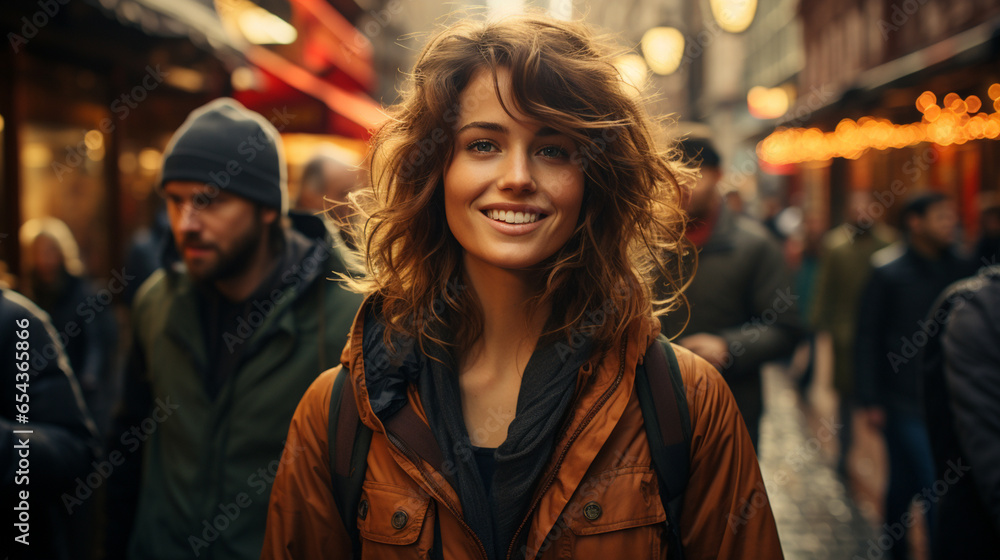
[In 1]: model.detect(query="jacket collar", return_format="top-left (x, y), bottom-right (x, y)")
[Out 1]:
top-left (342, 294), bottom-right (662, 556)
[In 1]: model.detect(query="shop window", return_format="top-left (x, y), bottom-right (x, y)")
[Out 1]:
top-left (20, 123), bottom-right (110, 278)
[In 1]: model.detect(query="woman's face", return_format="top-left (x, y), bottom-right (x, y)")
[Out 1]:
top-left (32, 235), bottom-right (64, 284)
top-left (444, 68), bottom-right (585, 272)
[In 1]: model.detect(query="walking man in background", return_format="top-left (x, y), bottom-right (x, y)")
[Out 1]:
top-left (855, 192), bottom-right (975, 559)
top-left (293, 147), bottom-right (365, 272)
top-left (811, 190), bottom-right (895, 477)
top-left (659, 138), bottom-right (799, 449)
top-left (106, 98), bottom-right (361, 560)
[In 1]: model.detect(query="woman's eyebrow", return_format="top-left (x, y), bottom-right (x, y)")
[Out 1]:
top-left (457, 121), bottom-right (506, 134)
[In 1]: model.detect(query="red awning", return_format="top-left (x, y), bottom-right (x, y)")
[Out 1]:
top-left (238, 45), bottom-right (385, 138)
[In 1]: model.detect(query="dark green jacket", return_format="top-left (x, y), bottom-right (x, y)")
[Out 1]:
top-left (659, 205), bottom-right (800, 446)
top-left (107, 214), bottom-right (361, 560)
top-left (810, 223), bottom-right (894, 395)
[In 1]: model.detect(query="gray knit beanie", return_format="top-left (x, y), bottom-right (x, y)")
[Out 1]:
top-left (159, 98), bottom-right (288, 215)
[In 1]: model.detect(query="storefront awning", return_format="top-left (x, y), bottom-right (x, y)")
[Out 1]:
top-left (89, 0), bottom-right (385, 137)
top-left (779, 15), bottom-right (1000, 127)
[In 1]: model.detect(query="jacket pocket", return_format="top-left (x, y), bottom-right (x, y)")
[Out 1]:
top-left (358, 481), bottom-right (433, 559)
top-left (559, 467), bottom-right (668, 559)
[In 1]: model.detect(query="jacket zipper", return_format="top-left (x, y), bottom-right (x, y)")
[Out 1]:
top-left (505, 339), bottom-right (629, 560)
top-left (385, 430), bottom-right (490, 560)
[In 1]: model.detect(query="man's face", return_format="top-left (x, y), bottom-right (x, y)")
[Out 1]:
top-left (846, 191), bottom-right (871, 225)
top-left (684, 167), bottom-right (722, 220)
top-left (911, 200), bottom-right (957, 250)
top-left (323, 163), bottom-right (362, 224)
top-left (163, 181), bottom-right (276, 283)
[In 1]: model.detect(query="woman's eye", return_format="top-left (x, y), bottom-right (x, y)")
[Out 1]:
top-left (467, 140), bottom-right (496, 153)
top-left (538, 146), bottom-right (569, 159)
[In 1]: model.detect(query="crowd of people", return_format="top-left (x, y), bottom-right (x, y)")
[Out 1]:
top-left (2, 12), bottom-right (998, 560)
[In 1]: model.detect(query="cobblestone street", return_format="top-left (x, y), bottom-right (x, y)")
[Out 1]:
top-left (758, 365), bottom-right (876, 560)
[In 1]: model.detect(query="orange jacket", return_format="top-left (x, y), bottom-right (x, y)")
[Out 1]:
top-left (261, 309), bottom-right (784, 559)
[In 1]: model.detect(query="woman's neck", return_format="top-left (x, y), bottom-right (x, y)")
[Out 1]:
top-left (460, 253), bottom-right (550, 371)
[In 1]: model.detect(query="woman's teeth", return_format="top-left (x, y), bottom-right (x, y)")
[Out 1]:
top-left (485, 209), bottom-right (540, 224)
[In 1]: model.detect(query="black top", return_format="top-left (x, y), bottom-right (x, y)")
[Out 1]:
top-left (922, 268), bottom-right (1000, 556)
top-left (472, 445), bottom-right (498, 496)
top-left (855, 247), bottom-right (977, 414)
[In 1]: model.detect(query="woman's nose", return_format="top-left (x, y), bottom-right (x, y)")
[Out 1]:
top-left (497, 152), bottom-right (536, 194)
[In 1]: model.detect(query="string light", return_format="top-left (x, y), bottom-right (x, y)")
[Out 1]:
top-left (758, 84), bottom-right (1000, 165)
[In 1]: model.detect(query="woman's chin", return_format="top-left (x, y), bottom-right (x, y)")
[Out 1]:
top-left (463, 249), bottom-right (553, 275)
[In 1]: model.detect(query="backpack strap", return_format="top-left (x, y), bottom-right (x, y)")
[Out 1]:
top-left (328, 370), bottom-right (372, 560)
top-left (636, 336), bottom-right (692, 560)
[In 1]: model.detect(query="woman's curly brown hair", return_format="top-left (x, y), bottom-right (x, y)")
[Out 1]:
top-left (349, 12), bottom-right (693, 359)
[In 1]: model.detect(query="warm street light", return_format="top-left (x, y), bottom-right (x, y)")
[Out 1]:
top-left (710, 0), bottom-right (757, 33)
top-left (614, 54), bottom-right (649, 95)
top-left (641, 27), bottom-right (685, 75)
top-left (747, 86), bottom-right (789, 119)
top-left (757, 85), bottom-right (1000, 165)
top-left (237, 7), bottom-right (297, 44)
top-left (216, 0), bottom-right (297, 45)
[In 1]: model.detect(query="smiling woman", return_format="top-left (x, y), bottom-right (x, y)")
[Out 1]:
top-left (355, 15), bottom-right (692, 359)
top-left (261, 12), bottom-right (784, 560)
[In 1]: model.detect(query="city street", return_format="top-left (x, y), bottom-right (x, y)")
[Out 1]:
top-left (759, 364), bottom-right (876, 560)
top-left (3, 0), bottom-right (997, 557)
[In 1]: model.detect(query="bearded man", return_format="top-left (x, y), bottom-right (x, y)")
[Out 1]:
top-left (105, 98), bottom-right (360, 560)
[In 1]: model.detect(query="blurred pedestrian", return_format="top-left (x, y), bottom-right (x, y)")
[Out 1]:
top-left (761, 195), bottom-right (787, 242)
top-left (122, 207), bottom-right (170, 306)
top-left (786, 210), bottom-right (822, 394)
top-left (19, 217), bottom-right (118, 434)
top-left (855, 192), bottom-right (976, 559)
top-left (261, 14), bottom-right (782, 559)
top-left (0, 260), bottom-right (16, 289)
top-left (2, 287), bottom-right (100, 560)
top-left (294, 147), bottom-right (364, 271)
top-left (921, 265), bottom-right (1000, 559)
top-left (724, 189), bottom-right (745, 215)
top-left (105, 98), bottom-right (361, 560)
top-left (659, 138), bottom-right (800, 450)
top-left (975, 204), bottom-right (1000, 266)
top-left (811, 191), bottom-right (895, 477)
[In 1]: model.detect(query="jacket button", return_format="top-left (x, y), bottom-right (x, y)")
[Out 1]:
top-left (358, 499), bottom-right (369, 520)
top-left (391, 510), bottom-right (409, 529)
top-left (583, 501), bottom-right (602, 521)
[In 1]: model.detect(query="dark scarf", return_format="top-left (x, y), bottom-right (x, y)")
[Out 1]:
top-left (362, 309), bottom-right (590, 560)
top-left (199, 229), bottom-right (313, 399)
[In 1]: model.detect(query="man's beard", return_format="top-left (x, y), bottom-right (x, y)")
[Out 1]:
top-left (182, 218), bottom-right (265, 284)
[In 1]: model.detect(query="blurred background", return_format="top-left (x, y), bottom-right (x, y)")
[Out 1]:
top-left (2, 0), bottom-right (999, 558)
top-left (2, 0), bottom-right (998, 280)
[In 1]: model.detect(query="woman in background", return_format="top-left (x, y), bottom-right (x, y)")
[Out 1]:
top-left (21, 217), bottom-right (117, 433)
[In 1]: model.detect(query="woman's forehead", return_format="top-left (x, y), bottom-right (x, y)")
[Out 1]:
top-left (454, 68), bottom-right (561, 135)
top-left (456, 69), bottom-right (513, 119)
